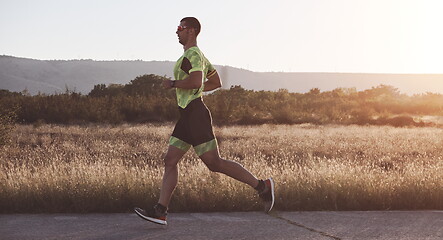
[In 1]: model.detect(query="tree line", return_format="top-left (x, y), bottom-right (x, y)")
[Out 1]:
top-left (1, 74), bottom-right (443, 127)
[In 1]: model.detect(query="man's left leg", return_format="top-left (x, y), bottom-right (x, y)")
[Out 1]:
top-left (199, 148), bottom-right (275, 212)
top-left (199, 148), bottom-right (259, 188)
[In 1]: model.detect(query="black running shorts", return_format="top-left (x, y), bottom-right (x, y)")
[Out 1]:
top-left (169, 98), bottom-right (217, 156)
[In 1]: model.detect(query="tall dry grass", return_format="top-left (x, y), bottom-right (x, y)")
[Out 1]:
top-left (1, 124), bottom-right (442, 213)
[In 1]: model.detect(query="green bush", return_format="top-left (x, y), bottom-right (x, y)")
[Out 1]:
top-left (1, 77), bottom-right (443, 126)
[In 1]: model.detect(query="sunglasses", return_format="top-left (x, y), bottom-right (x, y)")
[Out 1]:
top-left (177, 26), bottom-right (189, 32)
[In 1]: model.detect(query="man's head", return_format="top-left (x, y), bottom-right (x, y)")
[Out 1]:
top-left (180, 17), bottom-right (201, 36)
top-left (176, 17), bottom-right (201, 46)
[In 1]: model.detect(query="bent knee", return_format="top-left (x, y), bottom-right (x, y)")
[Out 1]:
top-left (205, 158), bottom-right (223, 172)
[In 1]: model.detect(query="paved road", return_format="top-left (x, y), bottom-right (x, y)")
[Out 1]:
top-left (1, 211), bottom-right (442, 240)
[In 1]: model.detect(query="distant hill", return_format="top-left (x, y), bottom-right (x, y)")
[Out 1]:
top-left (0, 55), bottom-right (175, 94)
top-left (1, 55), bottom-right (443, 95)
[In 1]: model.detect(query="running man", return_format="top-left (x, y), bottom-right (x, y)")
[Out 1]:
top-left (135, 17), bottom-right (274, 225)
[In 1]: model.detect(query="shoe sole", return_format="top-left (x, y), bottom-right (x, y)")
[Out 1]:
top-left (134, 207), bottom-right (167, 225)
top-left (266, 178), bottom-right (275, 213)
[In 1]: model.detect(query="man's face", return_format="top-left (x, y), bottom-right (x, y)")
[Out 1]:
top-left (176, 21), bottom-right (190, 45)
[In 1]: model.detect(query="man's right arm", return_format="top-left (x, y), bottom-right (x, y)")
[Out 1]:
top-left (203, 71), bottom-right (222, 92)
top-left (162, 71), bottom-right (203, 90)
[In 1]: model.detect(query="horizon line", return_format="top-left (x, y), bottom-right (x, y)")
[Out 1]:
top-left (2, 54), bottom-right (443, 75)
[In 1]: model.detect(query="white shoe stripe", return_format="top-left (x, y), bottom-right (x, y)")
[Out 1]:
top-left (268, 178), bottom-right (275, 213)
top-left (134, 208), bottom-right (167, 225)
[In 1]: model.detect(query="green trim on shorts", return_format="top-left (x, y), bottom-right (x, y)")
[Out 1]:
top-left (169, 136), bottom-right (191, 152)
top-left (194, 138), bottom-right (218, 156)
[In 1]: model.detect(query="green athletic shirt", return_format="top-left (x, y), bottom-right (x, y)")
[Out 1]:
top-left (173, 46), bottom-right (217, 109)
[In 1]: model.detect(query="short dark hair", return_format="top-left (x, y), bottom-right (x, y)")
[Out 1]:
top-left (181, 17), bottom-right (201, 36)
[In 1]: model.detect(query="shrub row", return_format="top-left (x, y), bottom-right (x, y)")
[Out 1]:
top-left (1, 74), bottom-right (442, 126)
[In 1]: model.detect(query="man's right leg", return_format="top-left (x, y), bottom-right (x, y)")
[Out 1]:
top-left (135, 145), bottom-right (186, 225)
top-left (158, 145), bottom-right (187, 207)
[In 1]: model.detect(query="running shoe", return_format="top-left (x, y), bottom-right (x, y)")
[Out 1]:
top-left (258, 178), bottom-right (275, 213)
top-left (134, 206), bottom-right (167, 225)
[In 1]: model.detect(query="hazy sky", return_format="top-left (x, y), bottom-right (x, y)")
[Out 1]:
top-left (1, 0), bottom-right (442, 73)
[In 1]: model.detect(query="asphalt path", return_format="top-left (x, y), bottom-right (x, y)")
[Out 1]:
top-left (1, 211), bottom-right (442, 240)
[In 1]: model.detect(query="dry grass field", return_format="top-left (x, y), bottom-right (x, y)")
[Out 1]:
top-left (1, 124), bottom-right (442, 213)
